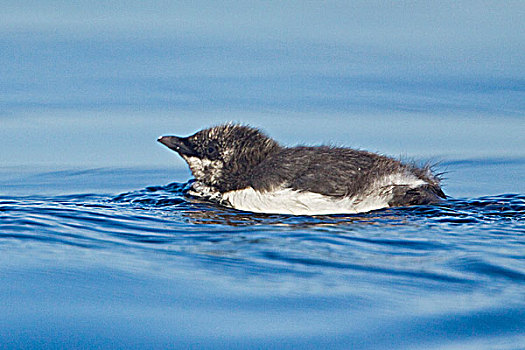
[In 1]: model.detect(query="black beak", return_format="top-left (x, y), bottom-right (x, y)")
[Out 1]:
top-left (157, 136), bottom-right (198, 157)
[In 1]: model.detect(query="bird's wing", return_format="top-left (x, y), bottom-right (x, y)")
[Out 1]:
top-left (251, 147), bottom-right (369, 197)
top-left (288, 162), bottom-right (356, 197)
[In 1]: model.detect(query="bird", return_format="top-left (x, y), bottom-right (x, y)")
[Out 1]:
top-left (158, 124), bottom-right (445, 215)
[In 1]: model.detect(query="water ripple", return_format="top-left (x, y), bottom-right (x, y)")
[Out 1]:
top-left (1, 181), bottom-right (523, 294)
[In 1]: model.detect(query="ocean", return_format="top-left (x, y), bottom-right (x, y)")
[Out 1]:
top-left (1, 1), bottom-right (524, 349)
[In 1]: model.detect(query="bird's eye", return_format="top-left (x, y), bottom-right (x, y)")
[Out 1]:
top-left (205, 142), bottom-right (219, 158)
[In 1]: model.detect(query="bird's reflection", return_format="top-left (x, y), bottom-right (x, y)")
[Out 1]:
top-left (177, 197), bottom-right (411, 228)
top-left (113, 180), bottom-right (466, 229)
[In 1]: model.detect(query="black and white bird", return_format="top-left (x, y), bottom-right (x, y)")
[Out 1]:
top-left (158, 124), bottom-right (445, 215)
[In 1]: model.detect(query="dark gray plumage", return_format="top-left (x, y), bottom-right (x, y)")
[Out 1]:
top-left (158, 124), bottom-right (445, 214)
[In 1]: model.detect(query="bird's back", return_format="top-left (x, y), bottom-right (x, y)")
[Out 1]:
top-left (245, 146), bottom-right (444, 210)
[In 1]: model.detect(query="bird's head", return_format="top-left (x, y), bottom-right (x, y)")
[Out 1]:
top-left (158, 124), bottom-right (279, 191)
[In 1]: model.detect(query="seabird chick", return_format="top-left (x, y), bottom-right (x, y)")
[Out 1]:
top-left (158, 124), bottom-right (445, 215)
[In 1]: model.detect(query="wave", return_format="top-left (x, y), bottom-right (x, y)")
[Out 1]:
top-left (1, 180), bottom-right (523, 291)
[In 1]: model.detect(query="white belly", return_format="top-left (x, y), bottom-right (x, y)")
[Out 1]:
top-left (194, 172), bottom-right (427, 215)
top-left (222, 187), bottom-right (392, 215)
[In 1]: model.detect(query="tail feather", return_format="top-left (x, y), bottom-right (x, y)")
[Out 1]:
top-left (389, 184), bottom-right (446, 207)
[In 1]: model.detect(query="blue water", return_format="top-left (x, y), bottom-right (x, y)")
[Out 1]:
top-left (1, 1), bottom-right (525, 349)
top-left (1, 161), bottom-right (524, 349)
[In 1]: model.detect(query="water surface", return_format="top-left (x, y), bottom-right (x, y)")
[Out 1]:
top-left (1, 160), bottom-right (524, 349)
top-left (1, 1), bottom-right (524, 348)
